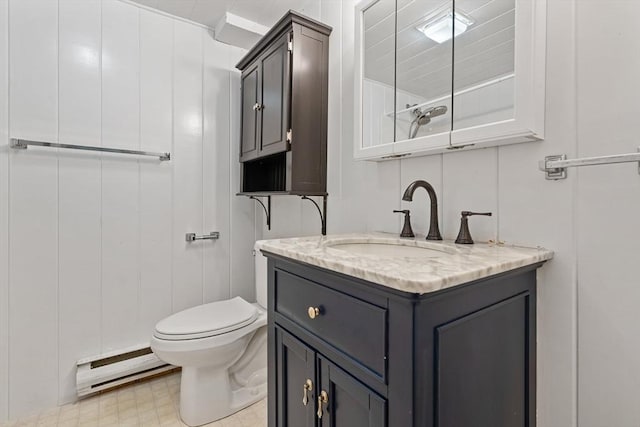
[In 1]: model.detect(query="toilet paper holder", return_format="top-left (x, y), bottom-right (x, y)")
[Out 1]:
top-left (185, 232), bottom-right (220, 242)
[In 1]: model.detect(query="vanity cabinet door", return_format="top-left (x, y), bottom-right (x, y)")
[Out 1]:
top-left (276, 328), bottom-right (316, 427)
top-left (317, 357), bottom-right (387, 427)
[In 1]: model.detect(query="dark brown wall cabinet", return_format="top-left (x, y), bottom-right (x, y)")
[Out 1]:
top-left (236, 11), bottom-right (331, 195)
top-left (265, 254), bottom-right (540, 427)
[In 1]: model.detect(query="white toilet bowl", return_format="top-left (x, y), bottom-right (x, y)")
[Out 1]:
top-left (151, 245), bottom-right (269, 426)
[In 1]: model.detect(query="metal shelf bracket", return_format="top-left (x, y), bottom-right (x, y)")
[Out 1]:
top-left (249, 195), bottom-right (271, 230)
top-left (301, 195), bottom-right (327, 236)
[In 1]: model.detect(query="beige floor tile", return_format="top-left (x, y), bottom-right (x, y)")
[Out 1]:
top-left (3, 373), bottom-right (267, 427)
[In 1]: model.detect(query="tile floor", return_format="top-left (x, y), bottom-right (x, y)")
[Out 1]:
top-left (0, 373), bottom-right (267, 427)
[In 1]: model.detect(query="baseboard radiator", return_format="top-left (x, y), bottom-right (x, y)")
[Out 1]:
top-left (76, 344), bottom-right (174, 397)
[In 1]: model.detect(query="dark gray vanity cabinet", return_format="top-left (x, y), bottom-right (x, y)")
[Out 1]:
top-left (265, 253), bottom-right (540, 427)
top-left (236, 11), bottom-right (331, 194)
top-left (276, 328), bottom-right (386, 427)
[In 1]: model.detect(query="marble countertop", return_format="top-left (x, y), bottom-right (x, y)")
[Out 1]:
top-left (256, 233), bottom-right (553, 295)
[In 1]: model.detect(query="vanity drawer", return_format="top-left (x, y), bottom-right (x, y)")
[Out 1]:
top-left (274, 268), bottom-right (387, 377)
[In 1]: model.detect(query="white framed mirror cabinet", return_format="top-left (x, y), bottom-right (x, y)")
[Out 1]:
top-left (354, 0), bottom-right (547, 160)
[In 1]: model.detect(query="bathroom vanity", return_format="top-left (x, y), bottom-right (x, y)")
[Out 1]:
top-left (259, 234), bottom-right (553, 427)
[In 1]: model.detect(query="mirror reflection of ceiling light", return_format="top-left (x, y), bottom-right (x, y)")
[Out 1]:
top-left (416, 10), bottom-right (474, 44)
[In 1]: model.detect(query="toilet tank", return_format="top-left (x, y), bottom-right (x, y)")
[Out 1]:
top-left (254, 241), bottom-right (268, 308)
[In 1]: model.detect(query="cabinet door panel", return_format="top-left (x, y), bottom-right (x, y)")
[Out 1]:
top-left (240, 64), bottom-right (259, 161)
top-left (276, 328), bottom-right (316, 427)
top-left (290, 24), bottom-right (328, 193)
top-left (435, 293), bottom-right (530, 427)
top-left (318, 357), bottom-right (386, 427)
top-left (260, 33), bottom-right (290, 157)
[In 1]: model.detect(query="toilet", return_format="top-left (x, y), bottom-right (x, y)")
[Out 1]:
top-left (150, 244), bottom-right (268, 426)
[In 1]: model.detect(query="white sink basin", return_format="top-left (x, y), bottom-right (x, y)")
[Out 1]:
top-left (327, 241), bottom-right (452, 258)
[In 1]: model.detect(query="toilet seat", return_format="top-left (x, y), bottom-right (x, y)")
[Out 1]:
top-left (154, 297), bottom-right (258, 341)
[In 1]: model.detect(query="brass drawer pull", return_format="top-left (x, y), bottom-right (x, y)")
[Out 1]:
top-left (307, 306), bottom-right (321, 319)
top-left (302, 379), bottom-right (313, 406)
top-left (317, 390), bottom-right (328, 419)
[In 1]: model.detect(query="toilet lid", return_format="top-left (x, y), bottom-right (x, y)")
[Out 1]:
top-left (154, 297), bottom-right (258, 340)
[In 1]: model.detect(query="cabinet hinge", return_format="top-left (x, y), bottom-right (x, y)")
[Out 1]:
top-left (286, 129), bottom-right (292, 144)
top-left (287, 33), bottom-right (293, 52)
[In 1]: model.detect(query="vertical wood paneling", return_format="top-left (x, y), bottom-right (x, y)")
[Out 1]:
top-left (8, 0), bottom-right (58, 141)
top-left (576, 1), bottom-right (640, 425)
top-left (57, 0), bottom-right (102, 405)
top-left (101, 0), bottom-right (140, 350)
top-left (0, 0), bottom-right (9, 421)
top-left (172, 21), bottom-right (204, 311)
top-left (139, 9), bottom-right (173, 337)
top-left (229, 46), bottom-right (257, 301)
top-left (203, 37), bottom-right (231, 303)
top-left (1, 0), bottom-right (244, 419)
top-left (8, 0), bottom-right (59, 417)
top-left (442, 148), bottom-right (498, 242)
top-left (364, 160), bottom-right (400, 233)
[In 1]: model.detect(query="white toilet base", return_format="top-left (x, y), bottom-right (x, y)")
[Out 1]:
top-left (179, 365), bottom-right (267, 427)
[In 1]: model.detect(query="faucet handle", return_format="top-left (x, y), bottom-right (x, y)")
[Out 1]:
top-left (456, 211), bottom-right (492, 244)
top-left (393, 210), bottom-right (415, 238)
top-left (461, 211), bottom-right (492, 218)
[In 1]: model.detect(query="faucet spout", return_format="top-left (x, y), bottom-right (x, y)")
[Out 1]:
top-left (402, 180), bottom-right (442, 240)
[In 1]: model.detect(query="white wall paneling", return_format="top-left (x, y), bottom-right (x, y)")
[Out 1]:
top-left (229, 45), bottom-right (257, 302)
top-left (8, 0), bottom-right (60, 416)
top-left (576, 1), bottom-right (640, 425)
top-left (441, 148), bottom-right (498, 242)
top-left (138, 9), bottom-right (174, 343)
top-left (203, 34), bottom-right (231, 304)
top-left (172, 20), bottom-right (204, 313)
top-left (101, 0), bottom-right (142, 351)
top-left (0, 0), bottom-right (255, 420)
top-left (0, 0), bottom-right (9, 422)
top-left (364, 160), bottom-right (401, 233)
top-left (57, 0), bottom-right (103, 405)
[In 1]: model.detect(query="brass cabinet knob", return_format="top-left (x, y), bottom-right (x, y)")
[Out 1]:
top-left (302, 379), bottom-right (313, 406)
top-left (307, 306), bottom-right (320, 319)
top-left (317, 390), bottom-right (329, 419)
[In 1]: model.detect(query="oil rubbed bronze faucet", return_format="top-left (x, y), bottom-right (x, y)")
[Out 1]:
top-left (402, 180), bottom-right (442, 240)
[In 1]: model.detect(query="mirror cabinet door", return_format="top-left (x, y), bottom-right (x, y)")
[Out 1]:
top-left (361, 0), bottom-right (397, 150)
top-left (356, 0), bottom-right (543, 160)
top-left (452, 0), bottom-right (516, 131)
top-left (395, 0), bottom-right (453, 147)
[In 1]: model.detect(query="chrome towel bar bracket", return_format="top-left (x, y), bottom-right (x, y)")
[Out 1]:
top-left (539, 148), bottom-right (640, 180)
top-left (185, 232), bottom-right (220, 242)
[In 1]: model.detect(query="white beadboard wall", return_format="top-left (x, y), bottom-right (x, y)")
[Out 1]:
top-left (263, 1), bottom-right (640, 426)
top-left (0, 0), bottom-right (257, 421)
top-left (0, 0), bottom-right (9, 422)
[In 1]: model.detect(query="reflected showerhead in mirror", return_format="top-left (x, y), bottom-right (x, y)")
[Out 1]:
top-left (416, 9), bottom-right (474, 44)
top-left (408, 105), bottom-right (448, 139)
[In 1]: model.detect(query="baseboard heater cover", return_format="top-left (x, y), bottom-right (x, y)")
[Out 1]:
top-left (76, 343), bottom-right (174, 397)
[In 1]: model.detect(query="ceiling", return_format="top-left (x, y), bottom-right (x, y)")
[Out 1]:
top-left (364, 0), bottom-right (515, 101)
top-left (130, 0), bottom-right (321, 30)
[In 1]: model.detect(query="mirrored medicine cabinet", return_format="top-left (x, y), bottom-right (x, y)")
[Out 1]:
top-left (354, 0), bottom-right (547, 160)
